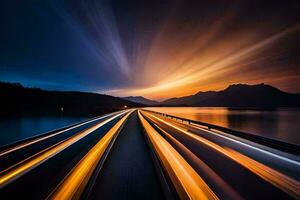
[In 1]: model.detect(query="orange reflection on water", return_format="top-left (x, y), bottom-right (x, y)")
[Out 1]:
top-left (146, 107), bottom-right (300, 144)
top-left (146, 107), bottom-right (229, 127)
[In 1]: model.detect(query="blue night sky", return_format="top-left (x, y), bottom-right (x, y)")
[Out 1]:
top-left (0, 0), bottom-right (299, 99)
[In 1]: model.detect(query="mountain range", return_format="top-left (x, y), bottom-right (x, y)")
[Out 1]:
top-left (162, 83), bottom-right (300, 107)
top-left (124, 83), bottom-right (300, 107)
top-left (122, 96), bottom-right (159, 105)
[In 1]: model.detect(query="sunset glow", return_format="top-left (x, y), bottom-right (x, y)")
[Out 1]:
top-left (0, 1), bottom-right (299, 199)
top-left (106, 24), bottom-right (300, 99)
top-left (1, 1), bottom-right (299, 99)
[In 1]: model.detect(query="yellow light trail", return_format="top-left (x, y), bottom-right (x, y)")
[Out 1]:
top-left (48, 111), bottom-right (132, 200)
top-left (138, 111), bottom-right (218, 200)
top-left (144, 113), bottom-right (242, 200)
top-left (0, 111), bottom-right (120, 157)
top-left (146, 109), bottom-right (299, 165)
top-left (144, 111), bottom-right (300, 199)
top-left (0, 110), bottom-right (129, 188)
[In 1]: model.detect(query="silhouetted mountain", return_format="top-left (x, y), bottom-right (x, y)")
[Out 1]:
top-left (0, 81), bottom-right (141, 116)
top-left (122, 96), bottom-right (159, 105)
top-left (163, 83), bottom-right (300, 107)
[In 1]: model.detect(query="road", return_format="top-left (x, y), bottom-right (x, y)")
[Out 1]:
top-left (0, 109), bottom-right (299, 200)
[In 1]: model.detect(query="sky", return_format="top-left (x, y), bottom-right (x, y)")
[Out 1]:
top-left (0, 0), bottom-right (299, 100)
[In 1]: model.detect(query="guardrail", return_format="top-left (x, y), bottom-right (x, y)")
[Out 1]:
top-left (143, 109), bottom-right (300, 155)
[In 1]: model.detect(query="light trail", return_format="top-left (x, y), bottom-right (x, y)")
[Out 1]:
top-left (138, 111), bottom-right (218, 200)
top-left (48, 111), bottom-right (132, 200)
top-left (146, 110), bottom-right (299, 165)
top-left (190, 123), bottom-right (300, 166)
top-left (144, 111), bottom-right (300, 199)
top-left (0, 111), bottom-right (120, 157)
top-left (148, 117), bottom-right (242, 200)
top-left (0, 110), bottom-right (129, 188)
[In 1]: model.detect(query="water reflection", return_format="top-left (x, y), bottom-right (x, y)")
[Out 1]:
top-left (0, 116), bottom-right (86, 147)
top-left (146, 107), bottom-right (300, 144)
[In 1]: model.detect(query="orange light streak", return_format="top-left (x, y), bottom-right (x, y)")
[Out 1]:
top-left (49, 111), bottom-right (132, 200)
top-left (0, 110), bottom-right (128, 187)
top-left (138, 111), bottom-right (218, 200)
top-left (144, 111), bottom-right (300, 199)
top-left (146, 115), bottom-right (242, 200)
top-left (0, 111), bottom-right (120, 157)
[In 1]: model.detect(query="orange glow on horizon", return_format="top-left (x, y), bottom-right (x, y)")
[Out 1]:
top-left (104, 24), bottom-right (300, 100)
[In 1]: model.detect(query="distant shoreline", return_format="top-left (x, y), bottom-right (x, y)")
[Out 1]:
top-left (0, 81), bottom-right (141, 117)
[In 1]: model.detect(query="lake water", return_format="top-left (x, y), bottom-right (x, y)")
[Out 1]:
top-left (0, 116), bottom-right (86, 147)
top-left (146, 107), bottom-right (300, 145)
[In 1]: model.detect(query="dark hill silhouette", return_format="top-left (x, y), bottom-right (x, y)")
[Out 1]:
top-left (162, 83), bottom-right (300, 107)
top-left (122, 96), bottom-right (159, 105)
top-left (0, 82), bottom-right (141, 116)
